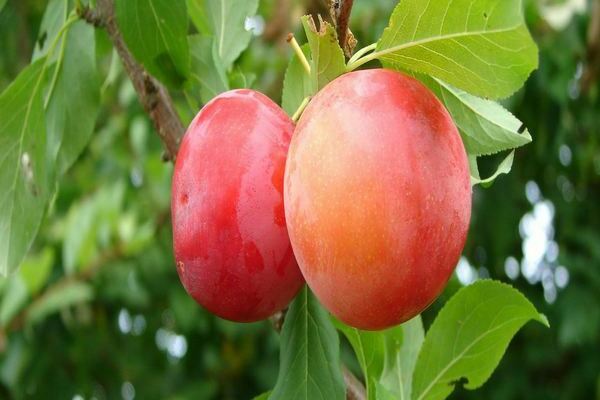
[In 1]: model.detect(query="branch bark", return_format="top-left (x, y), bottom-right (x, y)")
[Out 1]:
top-left (79, 0), bottom-right (184, 161)
top-left (329, 0), bottom-right (356, 57)
top-left (581, 0), bottom-right (600, 93)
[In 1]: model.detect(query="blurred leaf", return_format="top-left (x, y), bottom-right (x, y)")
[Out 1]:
top-left (376, 0), bottom-right (538, 99)
top-left (0, 276), bottom-right (28, 326)
top-left (417, 75), bottom-right (532, 156)
top-left (115, 0), bottom-right (190, 88)
top-left (20, 247), bottom-right (54, 294)
top-left (26, 281), bottom-right (94, 326)
top-left (63, 197), bottom-right (99, 275)
top-left (46, 20), bottom-right (100, 174)
top-left (206, 0), bottom-right (259, 69)
top-left (281, 44), bottom-right (311, 116)
top-left (301, 15), bottom-right (346, 92)
top-left (186, 0), bottom-right (211, 35)
top-left (270, 288), bottom-right (345, 400)
top-left (334, 316), bottom-right (423, 400)
top-left (469, 151), bottom-right (515, 187)
top-left (0, 58), bottom-right (50, 276)
top-left (188, 34), bottom-right (229, 105)
top-left (32, 0), bottom-right (67, 62)
top-left (411, 280), bottom-right (548, 400)
top-left (0, 0), bottom-right (6, 13)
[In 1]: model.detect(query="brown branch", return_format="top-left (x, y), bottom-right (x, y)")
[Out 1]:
top-left (581, 0), bottom-right (600, 93)
top-left (329, 0), bottom-right (356, 57)
top-left (78, 0), bottom-right (184, 161)
top-left (343, 365), bottom-right (367, 400)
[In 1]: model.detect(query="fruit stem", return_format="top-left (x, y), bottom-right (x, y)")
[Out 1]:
top-left (347, 43), bottom-right (376, 66)
top-left (292, 96), bottom-right (311, 123)
top-left (287, 33), bottom-right (311, 75)
top-left (346, 50), bottom-right (379, 72)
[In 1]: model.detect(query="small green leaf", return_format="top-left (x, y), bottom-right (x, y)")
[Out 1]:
top-left (282, 44), bottom-right (311, 116)
top-left (32, 0), bottom-right (67, 62)
top-left (116, 0), bottom-right (190, 88)
top-left (376, 0), bottom-right (538, 99)
top-left (417, 76), bottom-right (532, 156)
top-left (270, 287), bottom-right (345, 400)
top-left (334, 316), bottom-right (424, 400)
top-left (26, 281), bottom-right (94, 326)
top-left (301, 15), bottom-right (346, 92)
top-left (253, 392), bottom-right (271, 400)
top-left (46, 20), bottom-right (100, 174)
top-left (206, 0), bottom-right (259, 69)
top-left (411, 280), bottom-right (548, 400)
top-left (0, 58), bottom-right (50, 277)
top-left (187, 34), bottom-right (229, 105)
top-left (470, 151), bottom-right (515, 187)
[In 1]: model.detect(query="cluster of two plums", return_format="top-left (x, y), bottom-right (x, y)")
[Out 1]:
top-left (171, 69), bottom-right (471, 331)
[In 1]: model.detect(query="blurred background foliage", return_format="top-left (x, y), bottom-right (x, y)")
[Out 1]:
top-left (0, 0), bottom-right (598, 399)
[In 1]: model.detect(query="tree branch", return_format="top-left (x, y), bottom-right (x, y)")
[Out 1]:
top-left (582, 0), bottom-right (600, 93)
top-left (329, 0), bottom-right (356, 57)
top-left (78, 0), bottom-right (184, 161)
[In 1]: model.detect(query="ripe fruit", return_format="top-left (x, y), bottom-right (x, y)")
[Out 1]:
top-left (284, 69), bottom-right (471, 330)
top-left (172, 89), bottom-right (304, 322)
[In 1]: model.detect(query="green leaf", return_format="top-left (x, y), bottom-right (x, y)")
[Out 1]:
top-left (469, 151), bottom-right (515, 187)
top-left (19, 247), bottom-right (54, 295)
top-left (411, 280), bottom-right (548, 400)
top-left (32, 0), bottom-right (67, 62)
top-left (334, 316), bottom-right (424, 400)
top-left (0, 0), bottom-right (7, 13)
top-left (333, 318), bottom-right (388, 400)
top-left (187, 34), bottom-right (229, 105)
top-left (380, 317), bottom-right (425, 400)
top-left (270, 287), bottom-right (345, 400)
top-left (418, 76), bottom-right (531, 156)
top-left (301, 15), bottom-right (346, 92)
top-left (186, 0), bottom-right (211, 35)
top-left (46, 20), bottom-right (100, 174)
top-left (115, 0), bottom-right (190, 88)
top-left (206, 0), bottom-right (259, 69)
top-left (26, 281), bottom-right (94, 326)
top-left (0, 58), bottom-right (50, 277)
top-left (281, 44), bottom-right (311, 116)
top-left (376, 0), bottom-right (538, 99)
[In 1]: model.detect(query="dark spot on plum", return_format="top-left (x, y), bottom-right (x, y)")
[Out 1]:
top-left (180, 193), bottom-right (189, 205)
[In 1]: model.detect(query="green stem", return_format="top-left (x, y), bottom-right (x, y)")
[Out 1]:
top-left (346, 51), bottom-right (379, 72)
top-left (287, 33), bottom-right (311, 75)
top-left (347, 43), bottom-right (376, 66)
top-left (292, 96), bottom-right (311, 123)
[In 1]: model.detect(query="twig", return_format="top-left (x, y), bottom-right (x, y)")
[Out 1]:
top-left (581, 0), bottom-right (600, 93)
top-left (343, 365), bottom-right (367, 400)
top-left (329, 0), bottom-right (356, 57)
top-left (78, 0), bottom-right (184, 161)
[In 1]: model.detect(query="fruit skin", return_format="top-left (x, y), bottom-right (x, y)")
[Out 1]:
top-left (284, 69), bottom-right (471, 330)
top-left (172, 89), bottom-right (304, 322)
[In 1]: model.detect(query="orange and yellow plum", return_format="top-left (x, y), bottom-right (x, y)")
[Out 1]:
top-left (284, 70), bottom-right (472, 330)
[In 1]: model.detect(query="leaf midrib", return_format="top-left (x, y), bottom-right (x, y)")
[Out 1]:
top-left (375, 25), bottom-right (522, 61)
